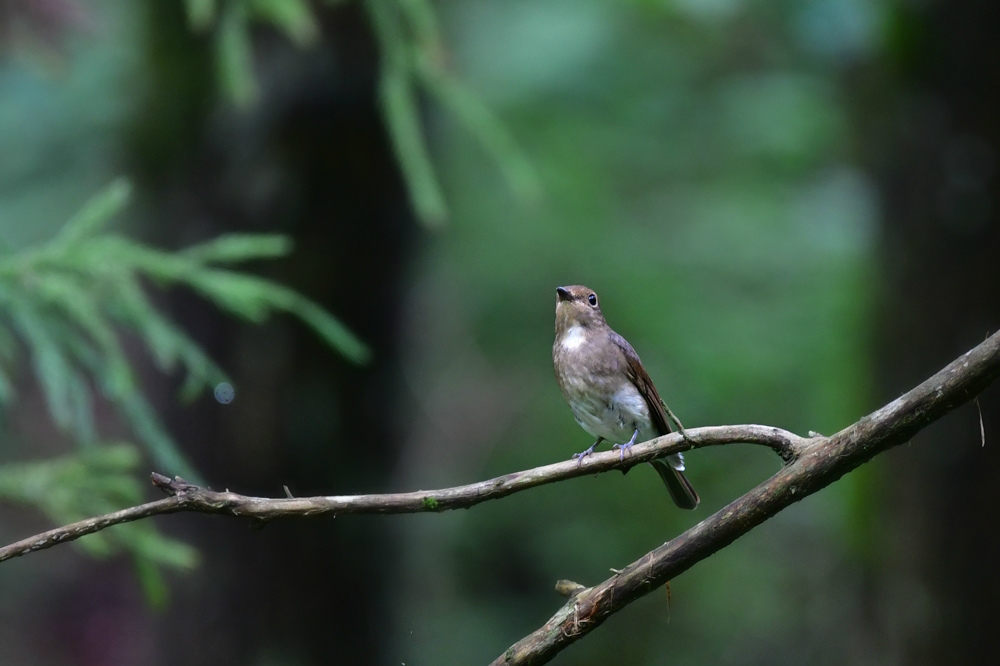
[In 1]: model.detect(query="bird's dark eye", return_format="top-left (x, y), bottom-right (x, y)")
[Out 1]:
top-left (587, 294), bottom-right (598, 307)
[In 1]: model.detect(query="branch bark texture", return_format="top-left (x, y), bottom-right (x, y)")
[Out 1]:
top-left (0, 424), bottom-right (803, 563)
top-left (0, 332), bottom-right (997, 666)
top-left (492, 331), bottom-right (1000, 665)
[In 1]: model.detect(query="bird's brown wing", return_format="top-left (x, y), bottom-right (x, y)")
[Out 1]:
top-left (610, 331), bottom-right (672, 436)
top-left (611, 331), bottom-right (699, 510)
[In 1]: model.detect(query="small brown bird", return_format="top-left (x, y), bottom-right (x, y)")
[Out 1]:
top-left (552, 285), bottom-right (699, 510)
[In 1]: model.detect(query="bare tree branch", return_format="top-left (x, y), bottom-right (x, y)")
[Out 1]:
top-left (0, 424), bottom-right (805, 563)
top-left (1, 331), bottom-right (997, 666)
top-left (491, 331), bottom-right (1000, 666)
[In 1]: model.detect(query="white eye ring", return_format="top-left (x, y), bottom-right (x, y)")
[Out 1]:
top-left (587, 294), bottom-right (598, 307)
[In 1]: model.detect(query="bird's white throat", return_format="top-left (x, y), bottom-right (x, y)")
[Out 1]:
top-left (560, 325), bottom-right (588, 351)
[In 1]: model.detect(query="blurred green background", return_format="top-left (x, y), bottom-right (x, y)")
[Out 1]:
top-left (0, 0), bottom-right (998, 664)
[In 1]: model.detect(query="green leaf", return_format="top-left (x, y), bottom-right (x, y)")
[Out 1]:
top-left (284, 293), bottom-right (371, 364)
top-left (181, 233), bottom-right (293, 264)
top-left (381, 67), bottom-right (449, 227)
top-left (0, 364), bottom-right (13, 404)
top-left (113, 389), bottom-right (201, 482)
top-left (0, 445), bottom-right (141, 509)
top-left (36, 311), bottom-right (202, 481)
top-left (366, 0), bottom-right (448, 227)
top-left (0, 322), bottom-right (16, 402)
top-left (56, 178), bottom-right (132, 247)
top-left (0, 183), bottom-right (368, 494)
top-left (216, 1), bottom-right (258, 106)
top-left (33, 272), bottom-right (135, 398)
top-left (69, 236), bottom-right (370, 363)
top-left (128, 523), bottom-right (199, 607)
top-left (107, 276), bottom-right (229, 392)
top-left (415, 57), bottom-right (540, 203)
top-left (0, 321), bottom-right (18, 360)
top-left (250, 0), bottom-right (320, 47)
top-left (72, 236), bottom-right (199, 281)
top-left (2, 292), bottom-right (79, 431)
top-left (183, 268), bottom-right (289, 321)
top-left (0, 446), bottom-right (198, 605)
top-left (133, 552), bottom-right (169, 608)
top-left (122, 522), bottom-right (200, 569)
top-left (185, 0), bottom-right (217, 31)
top-left (65, 368), bottom-right (97, 446)
top-left (181, 269), bottom-right (371, 362)
top-left (398, 0), bottom-right (442, 48)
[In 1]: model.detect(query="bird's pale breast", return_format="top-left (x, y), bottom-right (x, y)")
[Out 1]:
top-left (553, 326), bottom-right (656, 444)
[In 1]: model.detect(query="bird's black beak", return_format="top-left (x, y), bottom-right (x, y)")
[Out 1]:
top-left (556, 286), bottom-right (572, 302)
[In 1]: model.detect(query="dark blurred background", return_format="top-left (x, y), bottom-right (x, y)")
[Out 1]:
top-left (0, 0), bottom-right (998, 664)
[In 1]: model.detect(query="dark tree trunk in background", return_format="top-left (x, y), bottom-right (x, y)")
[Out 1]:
top-left (871, 1), bottom-right (1000, 663)
top-left (124, 3), bottom-right (416, 664)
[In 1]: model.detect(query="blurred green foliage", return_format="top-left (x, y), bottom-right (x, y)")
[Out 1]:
top-left (0, 0), bottom-right (908, 664)
top-left (0, 176), bottom-right (368, 599)
top-left (0, 445), bottom-right (198, 607)
top-left (0, 178), bottom-right (367, 475)
top-left (182, 0), bottom-right (536, 226)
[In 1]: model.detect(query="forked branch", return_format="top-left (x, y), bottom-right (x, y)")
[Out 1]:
top-left (1, 331), bottom-right (998, 666)
top-left (492, 331), bottom-right (1000, 665)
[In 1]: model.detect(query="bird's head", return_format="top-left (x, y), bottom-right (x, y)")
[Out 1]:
top-left (554, 285), bottom-right (606, 334)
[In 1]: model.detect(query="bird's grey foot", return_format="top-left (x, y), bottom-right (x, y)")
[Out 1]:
top-left (572, 438), bottom-right (603, 462)
top-left (612, 430), bottom-right (640, 461)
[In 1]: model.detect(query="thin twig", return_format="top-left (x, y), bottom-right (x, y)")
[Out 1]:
top-left (0, 498), bottom-right (187, 562)
top-left (0, 425), bottom-right (807, 564)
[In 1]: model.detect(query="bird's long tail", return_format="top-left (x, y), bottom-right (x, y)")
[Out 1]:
top-left (650, 459), bottom-right (700, 510)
